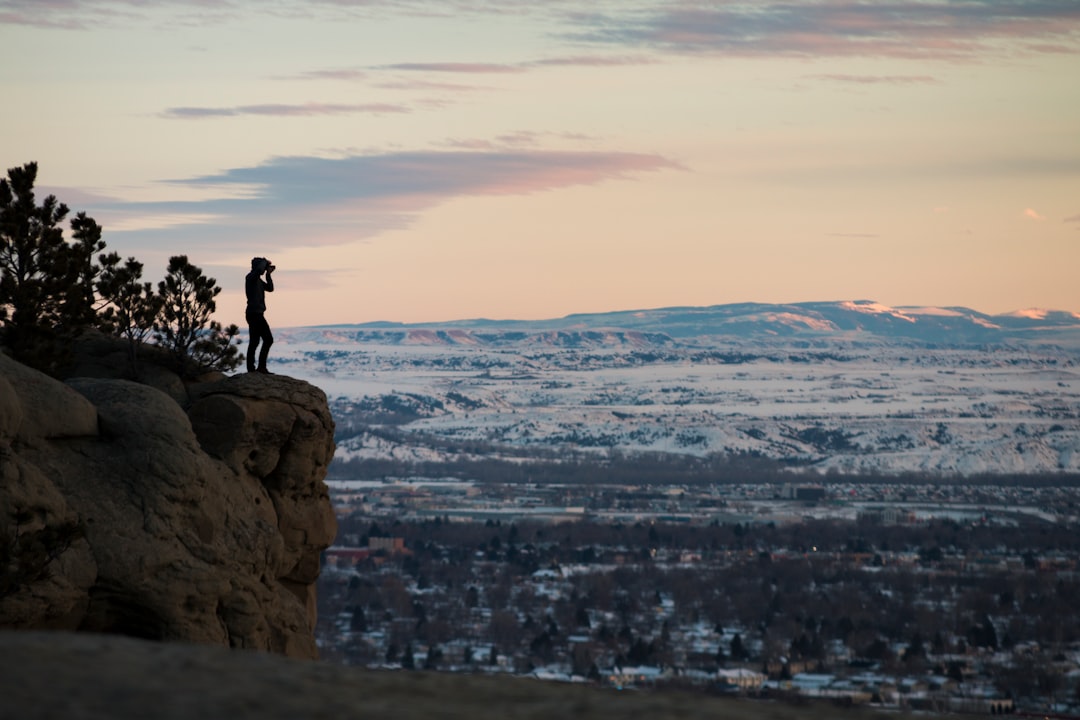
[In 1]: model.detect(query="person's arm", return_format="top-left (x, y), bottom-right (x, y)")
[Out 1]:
top-left (264, 268), bottom-right (274, 293)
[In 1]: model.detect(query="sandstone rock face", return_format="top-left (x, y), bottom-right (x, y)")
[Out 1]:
top-left (0, 352), bottom-right (336, 659)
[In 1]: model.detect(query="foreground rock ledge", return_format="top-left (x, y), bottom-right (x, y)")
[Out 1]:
top-left (0, 631), bottom-right (907, 720)
top-left (0, 352), bottom-right (336, 659)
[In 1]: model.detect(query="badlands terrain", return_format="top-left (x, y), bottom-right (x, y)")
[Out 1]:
top-left (272, 301), bottom-right (1080, 477)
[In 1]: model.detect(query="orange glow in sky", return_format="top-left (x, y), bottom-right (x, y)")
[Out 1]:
top-left (2, 1), bottom-right (1078, 327)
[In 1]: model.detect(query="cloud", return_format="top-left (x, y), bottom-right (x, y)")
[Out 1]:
top-left (1065, 214), bottom-right (1080, 223)
top-left (525, 54), bottom-right (658, 68)
top-left (0, 0), bottom-right (248, 29)
top-left (17, 2), bottom-right (1075, 64)
top-left (276, 67), bottom-right (503, 94)
top-left (159, 102), bottom-right (411, 119)
top-left (173, 150), bottom-right (678, 204)
top-left (282, 68), bottom-right (369, 82)
top-left (568, 2), bottom-right (1080, 60)
top-left (808, 74), bottom-right (939, 85)
top-left (90, 149), bottom-right (678, 252)
top-left (375, 62), bottom-right (525, 74)
top-left (369, 54), bottom-right (656, 78)
top-left (282, 54), bottom-right (655, 93)
top-left (1024, 208), bottom-right (1045, 221)
top-left (2, 0), bottom-right (585, 30)
top-left (0, 0), bottom-right (107, 29)
top-left (439, 130), bottom-right (597, 150)
top-left (36, 184), bottom-right (122, 207)
top-left (373, 79), bottom-right (489, 93)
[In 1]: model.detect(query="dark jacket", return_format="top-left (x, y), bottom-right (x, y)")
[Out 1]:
top-left (245, 270), bottom-right (274, 314)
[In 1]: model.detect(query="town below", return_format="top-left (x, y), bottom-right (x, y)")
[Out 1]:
top-left (317, 477), bottom-right (1080, 716)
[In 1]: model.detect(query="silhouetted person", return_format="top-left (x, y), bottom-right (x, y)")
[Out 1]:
top-left (245, 256), bottom-right (275, 373)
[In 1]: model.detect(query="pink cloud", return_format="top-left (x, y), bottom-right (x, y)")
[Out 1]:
top-left (575, 2), bottom-right (1080, 61)
top-left (290, 54), bottom-right (655, 91)
top-left (288, 68), bottom-right (368, 82)
top-left (35, 185), bottom-right (121, 206)
top-left (526, 54), bottom-right (658, 68)
top-left (440, 130), bottom-right (597, 150)
top-left (160, 102), bottom-right (411, 119)
top-left (377, 62), bottom-right (524, 74)
top-left (1024, 208), bottom-right (1045, 221)
top-left (90, 149), bottom-right (681, 252)
top-left (15, 2), bottom-right (1078, 65)
top-left (0, 0), bottom-right (243, 29)
top-left (374, 79), bottom-right (487, 92)
top-left (809, 74), bottom-right (939, 85)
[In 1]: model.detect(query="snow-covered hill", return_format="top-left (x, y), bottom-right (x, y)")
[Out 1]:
top-left (287, 300), bottom-right (1080, 348)
top-left (272, 301), bottom-right (1080, 476)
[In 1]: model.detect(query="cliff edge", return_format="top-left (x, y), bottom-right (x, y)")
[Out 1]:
top-left (0, 350), bottom-right (337, 659)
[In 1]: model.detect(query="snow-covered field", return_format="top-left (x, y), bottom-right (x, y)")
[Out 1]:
top-left (275, 335), bottom-right (1080, 475)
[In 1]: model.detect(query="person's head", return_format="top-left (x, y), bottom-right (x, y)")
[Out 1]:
top-left (251, 257), bottom-right (269, 273)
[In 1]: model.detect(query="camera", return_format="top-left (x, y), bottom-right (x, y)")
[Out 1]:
top-left (267, 262), bottom-right (276, 273)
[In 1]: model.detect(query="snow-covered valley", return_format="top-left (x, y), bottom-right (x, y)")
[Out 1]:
top-left (272, 301), bottom-right (1080, 477)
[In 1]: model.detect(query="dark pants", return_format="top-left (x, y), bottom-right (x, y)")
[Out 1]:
top-left (246, 310), bottom-right (273, 371)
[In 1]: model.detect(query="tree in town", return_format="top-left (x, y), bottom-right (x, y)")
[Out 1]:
top-left (153, 254), bottom-right (241, 375)
top-left (349, 606), bottom-right (367, 633)
top-left (966, 613), bottom-right (999, 651)
top-left (489, 609), bottom-right (521, 654)
top-left (423, 643), bottom-right (443, 670)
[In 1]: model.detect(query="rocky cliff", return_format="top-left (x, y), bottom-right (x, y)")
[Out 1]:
top-left (0, 348), bottom-right (337, 659)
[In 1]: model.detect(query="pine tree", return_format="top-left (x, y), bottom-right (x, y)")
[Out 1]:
top-left (67, 211), bottom-right (106, 329)
top-left (2, 163), bottom-right (241, 377)
top-left (0, 162), bottom-right (104, 369)
top-left (153, 255), bottom-right (240, 375)
top-left (95, 253), bottom-right (162, 377)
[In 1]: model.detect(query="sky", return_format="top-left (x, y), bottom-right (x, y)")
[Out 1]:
top-left (1, 0), bottom-right (1079, 328)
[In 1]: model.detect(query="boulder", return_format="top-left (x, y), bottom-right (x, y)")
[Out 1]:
top-left (0, 452), bottom-right (96, 629)
top-left (0, 352), bottom-right (336, 659)
top-left (0, 352), bottom-right (97, 445)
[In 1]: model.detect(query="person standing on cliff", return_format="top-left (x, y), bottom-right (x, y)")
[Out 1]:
top-left (245, 257), bottom-right (275, 374)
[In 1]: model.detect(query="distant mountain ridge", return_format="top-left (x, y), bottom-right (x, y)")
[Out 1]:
top-left (291, 300), bottom-right (1080, 348)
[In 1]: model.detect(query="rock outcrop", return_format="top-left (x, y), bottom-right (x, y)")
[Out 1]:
top-left (0, 350), bottom-right (336, 659)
